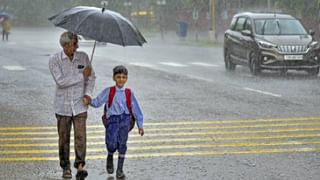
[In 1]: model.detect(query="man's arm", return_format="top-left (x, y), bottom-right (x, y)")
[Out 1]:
top-left (82, 52), bottom-right (96, 97)
top-left (84, 66), bottom-right (96, 97)
top-left (49, 57), bottom-right (83, 88)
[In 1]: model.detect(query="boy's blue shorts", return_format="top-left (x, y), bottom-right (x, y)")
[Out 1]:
top-left (105, 113), bottom-right (130, 155)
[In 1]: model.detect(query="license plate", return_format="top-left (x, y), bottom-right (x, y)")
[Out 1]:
top-left (284, 55), bottom-right (303, 60)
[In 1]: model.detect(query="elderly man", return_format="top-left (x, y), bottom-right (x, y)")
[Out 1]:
top-left (49, 31), bottom-right (95, 179)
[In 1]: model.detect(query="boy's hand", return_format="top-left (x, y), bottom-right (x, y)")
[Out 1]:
top-left (138, 128), bottom-right (144, 136)
top-left (82, 95), bottom-right (91, 106)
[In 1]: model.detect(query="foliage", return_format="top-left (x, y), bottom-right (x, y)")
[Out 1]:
top-left (0, 0), bottom-right (211, 26)
top-left (2, 0), bottom-right (320, 27)
top-left (274, 0), bottom-right (320, 20)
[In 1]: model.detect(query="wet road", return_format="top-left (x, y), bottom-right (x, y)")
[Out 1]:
top-left (0, 28), bottom-right (320, 180)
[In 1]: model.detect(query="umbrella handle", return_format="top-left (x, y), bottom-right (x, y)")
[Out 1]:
top-left (90, 41), bottom-right (97, 63)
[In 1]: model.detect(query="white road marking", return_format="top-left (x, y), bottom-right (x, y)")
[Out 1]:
top-left (129, 62), bottom-right (155, 68)
top-left (7, 42), bottom-right (17, 45)
top-left (243, 87), bottom-right (282, 97)
top-left (189, 62), bottom-right (219, 67)
top-left (2, 66), bottom-right (26, 71)
top-left (22, 41), bottom-right (55, 45)
top-left (187, 75), bottom-right (214, 82)
top-left (159, 62), bottom-right (188, 67)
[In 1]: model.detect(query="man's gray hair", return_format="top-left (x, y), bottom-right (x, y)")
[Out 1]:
top-left (59, 31), bottom-right (78, 47)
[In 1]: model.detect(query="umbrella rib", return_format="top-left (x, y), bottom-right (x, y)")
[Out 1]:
top-left (73, 11), bottom-right (96, 36)
top-left (107, 11), bottom-right (126, 46)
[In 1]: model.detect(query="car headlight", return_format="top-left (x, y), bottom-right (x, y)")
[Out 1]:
top-left (308, 41), bottom-right (319, 49)
top-left (258, 40), bottom-right (277, 48)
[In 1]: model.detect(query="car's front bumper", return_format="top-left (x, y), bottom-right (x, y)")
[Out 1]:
top-left (259, 48), bottom-right (320, 70)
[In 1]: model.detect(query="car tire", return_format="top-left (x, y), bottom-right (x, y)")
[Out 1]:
top-left (280, 69), bottom-right (288, 76)
top-left (249, 52), bottom-right (261, 75)
top-left (224, 50), bottom-right (236, 71)
top-left (307, 67), bottom-right (319, 76)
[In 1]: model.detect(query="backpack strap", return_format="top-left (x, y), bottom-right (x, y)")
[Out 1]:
top-left (107, 86), bottom-right (131, 111)
top-left (108, 86), bottom-right (116, 108)
top-left (125, 88), bottom-right (135, 132)
top-left (102, 86), bottom-right (116, 128)
top-left (125, 88), bottom-right (131, 111)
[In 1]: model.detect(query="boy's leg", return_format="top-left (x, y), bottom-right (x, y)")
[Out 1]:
top-left (106, 115), bottom-right (119, 154)
top-left (105, 115), bottom-right (120, 173)
top-left (72, 112), bottom-right (88, 178)
top-left (116, 114), bottom-right (130, 179)
top-left (56, 114), bottom-right (72, 178)
top-left (118, 114), bottom-right (130, 156)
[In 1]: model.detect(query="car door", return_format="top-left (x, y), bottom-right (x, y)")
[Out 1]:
top-left (230, 16), bottom-right (246, 64)
top-left (224, 17), bottom-right (238, 59)
top-left (240, 17), bottom-right (255, 65)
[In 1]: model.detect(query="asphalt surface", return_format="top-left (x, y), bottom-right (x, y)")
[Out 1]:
top-left (0, 27), bottom-right (320, 180)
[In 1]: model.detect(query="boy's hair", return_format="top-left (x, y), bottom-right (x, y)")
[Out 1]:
top-left (113, 65), bottom-right (128, 76)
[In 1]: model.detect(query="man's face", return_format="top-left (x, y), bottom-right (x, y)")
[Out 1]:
top-left (113, 73), bottom-right (128, 88)
top-left (64, 38), bottom-right (78, 57)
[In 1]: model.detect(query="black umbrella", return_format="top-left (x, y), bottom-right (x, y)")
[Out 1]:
top-left (48, 6), bottom-right (146, 62)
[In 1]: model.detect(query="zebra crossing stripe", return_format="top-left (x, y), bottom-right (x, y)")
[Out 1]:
top-left (1, 121), bottom-right (320, 136)
top-left (2, 140), bottom-right (320, 155)
top-left (1, 147), bottom-right (320, 161)
top-left (0, 116), bottom-right (320, 161)
top-left (1, 116), bottom-right (319, 131)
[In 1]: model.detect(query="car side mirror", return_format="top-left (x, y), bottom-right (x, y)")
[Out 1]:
top-left (309, 29), bottom-right (315, 36)
top-left (241, 30), bottom-right (252, 37)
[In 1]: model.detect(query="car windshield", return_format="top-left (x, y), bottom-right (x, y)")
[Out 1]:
top-left (254, 18), bottom-right (307, 35)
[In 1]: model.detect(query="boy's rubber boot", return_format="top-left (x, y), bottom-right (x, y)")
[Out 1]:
top-left (116, 157), bottom-right (126, 179)
top-left (106, 155), bottom-right (114, 174)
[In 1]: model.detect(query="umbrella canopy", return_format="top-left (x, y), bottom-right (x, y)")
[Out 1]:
top-left (48, 6), bottom-right (146, 46)
top-left (0, 12), bottom-right (11, 19)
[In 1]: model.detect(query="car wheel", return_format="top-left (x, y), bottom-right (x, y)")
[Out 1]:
top-left (307, 67), bottom-right (319, 76)
top-left (224, 50), bottom-right (236, 71)
top-left (249, 52), bottom-right (261, 75)
top-left (280, 69), bottom-right (288, 76)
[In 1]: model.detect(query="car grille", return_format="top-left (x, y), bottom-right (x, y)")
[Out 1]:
top-left (278, 45), bottom-right (307, 53)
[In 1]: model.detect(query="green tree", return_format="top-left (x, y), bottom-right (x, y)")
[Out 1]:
top-left (274, 0), bottom-right (320, 19)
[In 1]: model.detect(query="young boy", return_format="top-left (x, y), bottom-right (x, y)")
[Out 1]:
top-left (85, 65), bottom-right (144, 179)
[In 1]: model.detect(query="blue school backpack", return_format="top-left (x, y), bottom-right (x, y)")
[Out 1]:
top-left (101, 86), bottom-right (136, 132)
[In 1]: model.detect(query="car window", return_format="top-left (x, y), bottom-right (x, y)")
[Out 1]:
top-left (234, 17), bottom-right (246, 32)
top-left (279, 19), bottom-right (307, 35)
top-left (254, 18), bottom-right (307, 35)
top-left (264, 20), bottom-right (280, 35)
top-left (254, 19), bottom-right (264, 34)
top-left (230, 17), bottom-right (237, 30)
top-left (244, 18), bottom-right (252, 31)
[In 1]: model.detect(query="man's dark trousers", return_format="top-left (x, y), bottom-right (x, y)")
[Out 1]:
top-left (56, 112), bottom-right (87, 170)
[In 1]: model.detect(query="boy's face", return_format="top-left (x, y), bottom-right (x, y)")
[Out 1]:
top-left (113, 73), bottom-right (128, 87)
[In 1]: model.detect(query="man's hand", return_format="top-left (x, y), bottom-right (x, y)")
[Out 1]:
top-left (83, 66), bottom-right (92, 79)
top-left (82, 95), bottom-right (91, 106)
top-left (138, 128), bottom-right (144, 136)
